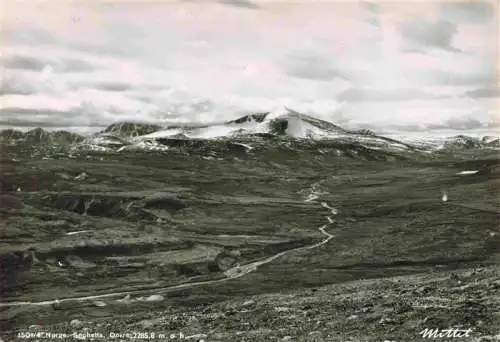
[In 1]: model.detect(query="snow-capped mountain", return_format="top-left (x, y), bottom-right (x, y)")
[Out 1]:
top-left (1, 107), bottom-right (498, 157)
top-left (139, 107), bottom-right (346, 140)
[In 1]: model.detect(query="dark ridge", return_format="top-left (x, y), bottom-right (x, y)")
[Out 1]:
top-left (165, 123), bottom-right (212, 130)
top-left (354, 128), bottom-right (376, 136)
top-left (155, 138), bottom-right (249, 154)
top-left (51, 131), bottom-right (85, 144)
top-left (0, 128), bottom-right (84, 145)
top-left (0, 240), bottom-right (194, 270)
top-left (174, 262), bottom-right (215, 277)
top-left (443, 135), bottom-right (500, 150)
top-left (268, 118), bottom-right (289, 135)
top-left (300, 116), bottom-right (345, 133)
top-left (23, 128), bottom-right (52, 144)
top-left (446, 135), bottom-right (483, 149)
top-left (448, 158), bottom-right (500, 176)
top-left (40, 240), bottom-right (194, 260)
top-left (482, 136), bottom-right (500, 148)
top-left (0, 129), bottom-right (24, 140)
top-left (167, 133), bottom-right (191, 139)
top-left (329, 255), bottom-right (498, 270)
top-left (143, 196), bottom-right (188, 211)
top-left (310, 141), bottom-right (408, 161)
top-left (33, 193), bottom-right (186, 221)
top-left (0, 251), bottom-right (32, 294)
top-left (102, 122), bottom-right (163, 137)
top-left (248, 132), bottom-right (278, 139)
top-left (226, 112), bottom-right (270, 124)
top-left (353, 133), bottom-right (419, 151)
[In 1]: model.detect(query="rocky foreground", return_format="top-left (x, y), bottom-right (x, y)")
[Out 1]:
top-left (0, 118), bottom-right (499, 341)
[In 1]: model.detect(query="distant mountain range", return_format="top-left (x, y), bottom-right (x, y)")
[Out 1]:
top-left (1, 107), bottom-right (498, 158)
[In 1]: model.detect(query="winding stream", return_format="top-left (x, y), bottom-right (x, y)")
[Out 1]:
top-left (0, 184), bottom-right (335, 308)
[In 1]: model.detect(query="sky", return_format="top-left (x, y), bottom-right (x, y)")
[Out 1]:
top-left (0, 0), bottom-right (499, 133)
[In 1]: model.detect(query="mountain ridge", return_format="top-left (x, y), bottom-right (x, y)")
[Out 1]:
top-left (1, 108), bottom-right (498, 158)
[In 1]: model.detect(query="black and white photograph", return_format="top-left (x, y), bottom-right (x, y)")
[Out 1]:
top-left (0, 0), bottom-right (499, 341)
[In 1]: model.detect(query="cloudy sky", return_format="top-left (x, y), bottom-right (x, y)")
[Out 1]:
top-left (1, 0), bottom-right (498, 132)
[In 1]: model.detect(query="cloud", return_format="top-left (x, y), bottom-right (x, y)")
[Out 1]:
top-left (337, 87), bottom-right (444, 102)
top-left (444, 116), bottom-right (484, 130)
top-left (345, 97), bottom-right (494, 131)
top-left (4, 55), bottom-right (95, 73)
top-left (59, 59), bottom-right (96, 73)
top-left (432, 71), bottom-right (496, 87)
top-left (91, 82), bottom-right (132, 92)
top-left (4, 56), bottom-right (46, 71)
top-left (0, 78), bottom-right (37, 96)
top-left (399, 19), bottom-right (460, 52)
top-left (0, 88), bottom-right (31, 96)
top-left (441, 1), bottom-right (495, 24)
top-left (465, 86), bottom-right (499, 98)
top-left (3, 27), bottom-right (57, 46)
top-left (385, 117), bottom-right (485, 131)
top-left (0, 107), bottom-right (110, 132)
top-left (282, 53), bottom-right (348, 82)
top-left (0, 107), bottom-right (67, 116)
top-left (218, 0), bottom-right (260, 9)
top-left (1, 1), bottom-right (497, 132)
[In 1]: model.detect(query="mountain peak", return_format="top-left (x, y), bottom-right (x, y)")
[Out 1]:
top-left (102, 122), bottom-right (163, 138)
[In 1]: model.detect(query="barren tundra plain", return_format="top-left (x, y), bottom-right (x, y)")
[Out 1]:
top-left (0, 119), bottom-right (499, 341)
